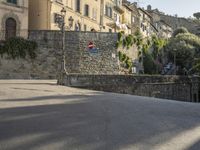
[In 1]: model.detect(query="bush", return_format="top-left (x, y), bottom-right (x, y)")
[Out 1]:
top-left (172, 27), bottom-right (189, 37)
top-left (0, 37), bottom-right (38, 59)
top-left (143, 52), bottom-right (157, 74)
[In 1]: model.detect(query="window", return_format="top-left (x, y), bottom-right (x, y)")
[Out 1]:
top-left (76, 0), bottom-right (81, 12)
top-left (105, 4), bottom-right (112, 18)
top-left (114, 14), bottom-right (120, 22)
top-left (114, 13), bottom-right (117, 21)
top-left (132, 17), bottom-right (135, 23)
top-left (84, 4), bottom-right (89, 17)
top-left (115, 0), bottom-right (121, 6)
top-left (7, 0), bottom-right (17, 5)
top-left (92, 8), bottom-right (97, 20)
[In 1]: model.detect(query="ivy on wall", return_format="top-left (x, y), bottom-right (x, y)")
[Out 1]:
top-left (118, 51), bottom-right (133, 71)
top-left (0, 37), bottom-right (38, 59)
top-left (116, 31), bottom-right (135, 49)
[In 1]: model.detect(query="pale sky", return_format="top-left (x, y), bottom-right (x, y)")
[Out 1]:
top-left (129, 0), bottom-right (200, 18)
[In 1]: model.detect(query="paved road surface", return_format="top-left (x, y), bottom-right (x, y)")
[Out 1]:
top-left (0, 80), bottom-right (200, 150)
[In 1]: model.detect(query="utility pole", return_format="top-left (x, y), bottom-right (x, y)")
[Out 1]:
top-left (55, 7), bottom-right (67, 84)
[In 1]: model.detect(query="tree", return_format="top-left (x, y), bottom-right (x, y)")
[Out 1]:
top-left (151, 35), bottom-right (167, 58)
top-left (143, 50), bottom-right (157, 74)
top-left (193, 12), bottom-right (200, 20)
top-left (172, 27), bottom-right (188, 37)
top-left (165, 31), bottom-right (200, 75)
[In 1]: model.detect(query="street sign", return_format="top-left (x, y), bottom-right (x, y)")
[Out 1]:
top-left (88, 42), bottom-right (99, 54)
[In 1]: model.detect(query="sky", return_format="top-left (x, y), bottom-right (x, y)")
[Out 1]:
top-left (129, 0), bottom-right (200, 18)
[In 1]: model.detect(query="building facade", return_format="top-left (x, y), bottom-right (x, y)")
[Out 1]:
top-left (156, 20), bottom-right (173, 38)
top-left (100, 0), bottom-right (125, 33)
top-left (122, 0), bottom-right (140, 34)
top-left (0, 0), bottom-right (29, 40)
top-left (121, 3), bottom-right (132, 34)
top-left (29, 0), bottom-right (101, 31)
top-left (29, 0), bottom-right (133, 33)
top-left (138, 8), bottom-right (155, 37)
top-left (147, 6), bottom-right (173, 39)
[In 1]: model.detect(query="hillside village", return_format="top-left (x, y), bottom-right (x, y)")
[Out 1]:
top-left (0, 0), bottom-right (200, 77)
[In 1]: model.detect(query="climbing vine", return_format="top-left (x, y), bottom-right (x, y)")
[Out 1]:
top-left (118, 51), bottom-right (133, 70)
top-left (116, 31), bottom-right (135, 49)
top-left (0, 37), bottom-right (38, 59)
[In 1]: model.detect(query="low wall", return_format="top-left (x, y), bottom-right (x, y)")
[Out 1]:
top-left (59, 74), bottom-right (200, 102)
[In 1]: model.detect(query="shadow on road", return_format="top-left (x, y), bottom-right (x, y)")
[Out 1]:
top-left (0, 93), bottom-right (200, 150)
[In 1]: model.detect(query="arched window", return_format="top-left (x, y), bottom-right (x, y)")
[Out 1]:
top-left (5, 18), bottom-right (16, 40)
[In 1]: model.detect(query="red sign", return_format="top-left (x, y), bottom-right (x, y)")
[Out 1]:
top-left (88, 42), bottom-right (94, 49)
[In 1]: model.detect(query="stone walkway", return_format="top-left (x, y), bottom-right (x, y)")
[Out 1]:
top-left (0, 80), bottom-right (200, 150)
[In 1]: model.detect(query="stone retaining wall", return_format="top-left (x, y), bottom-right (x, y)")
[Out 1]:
top-left (0, 31), bottom-right (119, 79)
top-left (59, 74), bottom-right (200, 102)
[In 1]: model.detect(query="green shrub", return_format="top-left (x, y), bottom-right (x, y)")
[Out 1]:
top-left (172, 27), bottom-right (189, 37)
top-left (0, 37), bottom-right (37, 59)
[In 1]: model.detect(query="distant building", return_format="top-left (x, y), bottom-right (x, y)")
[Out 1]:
top-left (147, 6), bottom-right (173, 38)
top-left (156, 20), bottom-right (173, 38)
top-left (121, 2), bottom-right (132, 34)
top-left (122, 0), bottom-right (140, 34)
top-left (0, 0), bottom-right (29, 40)
top-left (138, 8), bottom-right (156, 37)
top-left (147, 5), bottom-right (200, 37)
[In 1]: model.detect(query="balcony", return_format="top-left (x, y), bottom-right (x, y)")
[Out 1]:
top-left (114, 5), bottom-right (124, 14)
top-left (122, 18), bottom-right (131, 29)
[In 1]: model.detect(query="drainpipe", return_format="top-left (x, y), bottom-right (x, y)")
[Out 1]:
top-left (100, 0), bottom-right (104, 32)
top-left (47, 0), bottom-right (51, 29)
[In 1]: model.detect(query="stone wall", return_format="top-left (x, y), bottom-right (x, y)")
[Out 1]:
top-left (29, 31), bottom-right (120, 74)
top-left (59, 74), bottom-right (200, 102)
top-left (0, 31), bottom-right (120, 79)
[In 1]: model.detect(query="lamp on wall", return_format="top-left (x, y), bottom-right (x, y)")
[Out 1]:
top-left (68, 16), bottom-right (74, 30)
top-left (61, 7), bottom-right (66, 16)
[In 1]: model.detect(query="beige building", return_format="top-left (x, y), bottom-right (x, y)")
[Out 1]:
top-left (121, 3), bottom-right (132, 34)
top-left (101, 0), bottom-right (136, 34)
top-left (29, 0), bottom-right (101, 31)
top-left (0, 0), bottom-right (29, 40)
top-left (147, 6), bottom-right (173, 39)
top-left (100, 0), bottom-right (126, 33)
top-left (29, 0), bottom-right (132, 33)
top-left (156, 20), bottom-right (172, 38)
top-left (129, 3), bottom-right (140, 34)
top-left (138, 8), bottom-right (156, 37)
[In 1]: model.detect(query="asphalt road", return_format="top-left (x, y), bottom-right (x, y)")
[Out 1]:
top-left (0, 80), bottom-right (200, 150)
